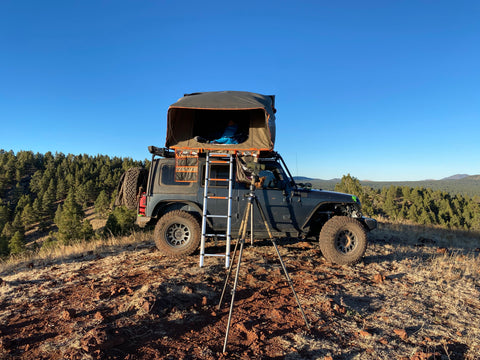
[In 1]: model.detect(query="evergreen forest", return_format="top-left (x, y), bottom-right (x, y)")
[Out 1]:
top-left (1, 150), bottom-right (479, 259)
top-left (335, 174), bottom-right (480, 231)
top-left (0, 150), bottom-right (145, 257)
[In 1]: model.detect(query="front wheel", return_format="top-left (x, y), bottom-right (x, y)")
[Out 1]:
top-left (154, 210), bottom-right (201, 257)
top-left (319, 216), bottom-right (367, 265)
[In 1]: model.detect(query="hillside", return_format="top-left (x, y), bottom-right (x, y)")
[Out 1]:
top-left (1, 223), bottom-right (479, 359)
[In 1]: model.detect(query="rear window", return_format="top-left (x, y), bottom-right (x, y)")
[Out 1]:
top-left (160, 165), bottom-right (191, 186)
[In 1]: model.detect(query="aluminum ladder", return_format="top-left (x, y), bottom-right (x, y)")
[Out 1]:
top-left (199, 152), bottom-right (234, 268)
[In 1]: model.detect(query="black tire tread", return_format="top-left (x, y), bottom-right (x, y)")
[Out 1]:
top-left (319, 216), bottom-right (367, 265)
top-left (154, 210), bottom-right (201, 257)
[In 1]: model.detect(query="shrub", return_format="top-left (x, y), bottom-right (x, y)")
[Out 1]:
top-left (105, 206), bottom-right (136, 236)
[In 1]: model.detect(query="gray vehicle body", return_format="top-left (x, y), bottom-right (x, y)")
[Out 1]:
top-left (138, 151), bottom-right (376, 240)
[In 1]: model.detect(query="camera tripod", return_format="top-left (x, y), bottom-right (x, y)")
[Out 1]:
top-left (217, 177), bottom-right (310, 353)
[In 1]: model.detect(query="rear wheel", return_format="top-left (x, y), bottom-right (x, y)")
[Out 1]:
top-left (154, 210), bottom-right (201, 257)
top-left (319, 216), bottom-right (367, 265)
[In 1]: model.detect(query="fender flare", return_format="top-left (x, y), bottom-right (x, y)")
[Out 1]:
top-left (300, 202), bottom-right (347, 231)
top-left (152, 200), bottom-right (211, 227)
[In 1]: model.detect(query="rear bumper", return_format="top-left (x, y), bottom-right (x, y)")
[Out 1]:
top-left (136, 216), bottom-right (152, 228)
top-left (361, 216), bottom-right (377, 231)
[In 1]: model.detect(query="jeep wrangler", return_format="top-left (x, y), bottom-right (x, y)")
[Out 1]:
top-left (117, 149), bottom-right (376, 265)
top-left (115, 91), bottom-right (376, 265)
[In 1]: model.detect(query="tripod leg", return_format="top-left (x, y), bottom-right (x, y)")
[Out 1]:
top-left (250, 201), bottom-right (254, 246)
top-left (218, 202), bottom-right (252, 309)
top-left (253, 197), bottom-right (310, 329)
top-left (270, 238), bottom-right (310, 329)
top-left (253, 197), bottom-right (274, 240)
top-left (223, 236), bottom-right (245, 353)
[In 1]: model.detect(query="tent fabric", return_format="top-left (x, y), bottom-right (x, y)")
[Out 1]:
top-left (165, 91), bottom-right (276, 152)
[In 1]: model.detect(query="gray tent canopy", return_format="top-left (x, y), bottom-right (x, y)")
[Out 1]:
top-left (165, 91), bottom-right (276, 152)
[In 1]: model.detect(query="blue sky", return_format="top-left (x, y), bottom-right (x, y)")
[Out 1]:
top-left (1, 1), bottom-right (478, 181)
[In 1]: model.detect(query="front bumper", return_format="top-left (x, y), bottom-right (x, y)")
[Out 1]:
top-left (361, 216), bottom-right (377, 231)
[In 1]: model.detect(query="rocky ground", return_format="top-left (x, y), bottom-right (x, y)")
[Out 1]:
top-left (1, 222), bottom-right (480, 359)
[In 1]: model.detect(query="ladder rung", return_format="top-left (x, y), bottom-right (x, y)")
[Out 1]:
top-left (200, 152), bottom-right (233, 268)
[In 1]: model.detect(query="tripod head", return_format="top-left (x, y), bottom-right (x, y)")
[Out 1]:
top-left (242, 161), bottom-right (265, 193)
top-left (243, 160), bottom-right (265, 178)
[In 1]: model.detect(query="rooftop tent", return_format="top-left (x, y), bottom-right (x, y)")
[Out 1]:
top-left (165, 91), bottom-right (276, 152)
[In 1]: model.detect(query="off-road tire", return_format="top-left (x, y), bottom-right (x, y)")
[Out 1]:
top-left (154, 210), bottom-right (201, 257)
top-left (118, 167), bottom-right (147, 210)
top-left (319, 216), bottom-right (367, 265)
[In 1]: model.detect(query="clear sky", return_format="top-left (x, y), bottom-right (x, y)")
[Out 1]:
top-left (1, 1), bottom-right (479, 181)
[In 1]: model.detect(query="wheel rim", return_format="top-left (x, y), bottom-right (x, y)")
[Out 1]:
top-left (165, 223), bottom-right (191, 246)
top-left (335, 230), bottom-right (357, 254)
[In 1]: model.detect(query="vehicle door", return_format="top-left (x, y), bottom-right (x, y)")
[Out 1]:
top-left (253, 161), bottom-right (300, 233)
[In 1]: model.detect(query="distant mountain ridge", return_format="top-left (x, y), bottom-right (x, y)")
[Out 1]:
top-left (293, 174), bottom-right (480, 198)
top-left (441, 174), bottom-right (470, 180)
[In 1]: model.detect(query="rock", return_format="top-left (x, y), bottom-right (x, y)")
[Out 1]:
top-left (373, 273), bottom-right (385, 284)
top-left (142, 297), bottom-right (155, 313)
top-left (94, 311), bottom-right (105, 321)
top-left (61, 309), bottom-right (76, 320)
top-left (0, 337), bottom-right (11, 352)
top-left (417, 237), bottom-right (436, 245)
top-left (394, 328), bottom-right (408, 340)
top-left (81, 327), bottom-right (125, 352)
top-left (436, 247), bottom-right (448, 254)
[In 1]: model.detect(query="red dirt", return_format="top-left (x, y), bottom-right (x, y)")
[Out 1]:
top-left (1, 227), bottom-right (479, 359)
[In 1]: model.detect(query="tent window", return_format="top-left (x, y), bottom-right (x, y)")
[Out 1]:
top-left (192, 109), bottom-right (251, 144)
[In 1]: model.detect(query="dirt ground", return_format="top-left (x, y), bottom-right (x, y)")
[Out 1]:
top-left (1, 222), bottom-right (480, 359)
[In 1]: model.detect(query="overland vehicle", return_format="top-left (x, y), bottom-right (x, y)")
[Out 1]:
top-left (116, 91), bottom-right (376, 265)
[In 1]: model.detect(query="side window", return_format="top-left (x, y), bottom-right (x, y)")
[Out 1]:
top-left (202, 165), bottom-right (231, 188)
top-left (160, 165), bottom-right (191, 186)
top-left (258, 164), bottom-right (286, 190)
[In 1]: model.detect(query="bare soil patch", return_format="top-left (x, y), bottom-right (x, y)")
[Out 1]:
top-left (1, 222), bottom-right (479, 359)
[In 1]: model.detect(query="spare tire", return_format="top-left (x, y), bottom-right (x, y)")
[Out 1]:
top-left (115, 167), bottom-right (148, 209)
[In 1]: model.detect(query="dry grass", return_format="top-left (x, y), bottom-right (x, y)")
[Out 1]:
top-left (0, 231), bottom-right (149, 276)
top-left (1, 221), bottom-right (479, 359)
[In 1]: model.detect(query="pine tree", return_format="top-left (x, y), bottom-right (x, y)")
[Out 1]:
top-left (335, 174), bottom-right (374, 216)
top-left (32, 197), bottom-right (42, 220)
top-left (1, 222), bottom-right (14, 239)
top-left (80, 219), bottom-right (94, 241)
top-left (56, 178), bottom-right (67, 201)
top-left (8, 231), bottom-right (26, 255)
top-left (21, 203), bottom-right (36, 228)
top-left (94, 190), bottom-right (110, 217)
top-left (0, 235), bottom-right (9, 256)
top-left (54, 190), bottom-right (85, 245)
top-left (0, 204), bottom-right (9, 231)
top-left (42, 178), bottom-right (57, 217)
top-left (12, 212), bottom-right (25, 234)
